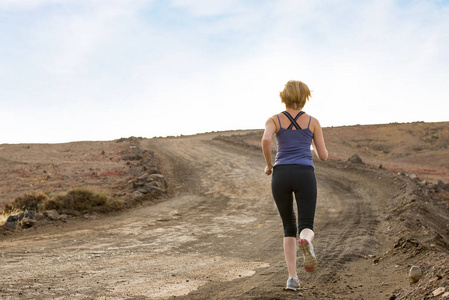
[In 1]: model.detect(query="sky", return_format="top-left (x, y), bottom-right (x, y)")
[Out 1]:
top-left (1, 0), bottom-right (448, 144)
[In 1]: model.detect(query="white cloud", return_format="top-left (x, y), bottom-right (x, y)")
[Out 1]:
top-left (30, 1), bottom-right (153, 75)
top-left (170, 0), bottom-right (248, 17)
top-left (0, 0), bottom-right (63, 10)
top-left (0, 0), bottom-right (152, 11)
top-left (1, 0), bottom-right (448, 143)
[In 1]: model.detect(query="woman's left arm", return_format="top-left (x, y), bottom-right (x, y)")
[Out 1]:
top-left (261, 118), bottom-right (277, 175)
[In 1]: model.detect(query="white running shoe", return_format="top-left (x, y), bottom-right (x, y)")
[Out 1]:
top-left (298, 239), bottom-right (318, 273)
top-left (285, 277), bottom-right (300, 291)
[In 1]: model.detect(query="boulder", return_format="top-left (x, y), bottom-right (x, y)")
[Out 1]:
top-left (150, 174), bottom-right (165, 181)
top-left (44, 209), bottom-right (60, 221)
top-left (132, 180), bottom-right (146, 189)
top-left (123, 146), bottom-right (147, 161)
top-left (433, 287), bottom-right (445, 297)
top-left (2, 222), bottom-right (17, 230)
top-left (138, 173), bottom-right (150, 181)
top-left (348, 154), bottom-right (363, 164)
top-left (147, 168), bottom-right (160, 174)
top-left (149, 175), bottom-right (167, 190)
top-left (437, 180), bottom-right (449, 191)
top-left (6, 210), bottom-right (35, 223)
top-left (409, 266), bottom-right (422, 284)
top-left (408, 173), bottom-right (417, 180)
top-left (19, 218), bottom-right (37, 228)
top-left (149, 186), bottom-right (165, 197)
top-left (35, 213), bottom-right (46, 221)
top-left (146, 181), bottom-right (166, 192)
top-left (6, 214), bottom-right (20, 223)
top-left (132, 190), bottom-right (144, 200)
top-left (137, 188), bottom-right (149, 194)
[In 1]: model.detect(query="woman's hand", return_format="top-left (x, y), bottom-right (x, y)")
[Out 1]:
top-left (264, 165), bottom-right (273, 175)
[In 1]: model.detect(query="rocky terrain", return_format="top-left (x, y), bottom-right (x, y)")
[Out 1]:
top-left (0, 121), bottom-right (448, 299)
top-left (217, 121), bottom-right (449, 184)
top-left (0, 137), bottom-right (167, 231)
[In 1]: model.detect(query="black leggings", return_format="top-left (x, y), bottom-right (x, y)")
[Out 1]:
top-left (271, 164), bottom-right (317, 237)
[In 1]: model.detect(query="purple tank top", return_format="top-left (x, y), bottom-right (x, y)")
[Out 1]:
top-left (274, 112), bottom-right (314, 168)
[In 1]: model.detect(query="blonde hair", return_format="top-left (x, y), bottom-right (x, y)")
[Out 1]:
top-left (279, 80), bottom-right (311, 109)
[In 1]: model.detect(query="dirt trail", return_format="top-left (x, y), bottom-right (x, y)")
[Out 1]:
top-left (0, 132), bottom-right (434, 299)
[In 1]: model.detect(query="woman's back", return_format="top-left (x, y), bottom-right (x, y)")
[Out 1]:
top-left (274, 110), bottom-right (314, 167)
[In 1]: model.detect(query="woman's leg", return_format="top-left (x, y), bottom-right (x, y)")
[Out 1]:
top-left (293, 166), bottom-right (318, 272)
top-left (272, 165), bottom-right (299, 279)
top-left (284, 237), bottom-right (298, 278)
top-left (294, 167), bottom-right (317, 235)
top-left (272, 166), bottom-right (297, 237)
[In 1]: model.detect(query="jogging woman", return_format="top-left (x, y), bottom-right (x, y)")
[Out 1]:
top-left (261, 80), bottom-right (328, 291)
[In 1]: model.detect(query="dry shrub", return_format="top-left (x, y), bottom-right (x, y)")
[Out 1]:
top-left (13, 192), bottom-right (49, 211)
top-left (1, 202), bottom-right (16, 216)
top-left (58, 189), bottom-right (107, 211)
top-left (2, 189), bottom-right (124, 219)
top-left (0, 205), bottom-right (22, 225)
top-left (92, 197), bottom-right (124, 214)
top-left (47, 189), bottom-right (123, 215)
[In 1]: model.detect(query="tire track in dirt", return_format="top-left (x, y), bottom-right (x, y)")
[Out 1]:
top-left (315, 167), bottom-right (380, 268)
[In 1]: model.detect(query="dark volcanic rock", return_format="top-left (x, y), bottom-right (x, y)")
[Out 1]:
top-left (348, 154), bottom-right (364, 164)
top-left (2, 222), bottom-right (17, 230)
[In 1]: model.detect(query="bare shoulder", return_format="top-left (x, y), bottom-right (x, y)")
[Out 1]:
top-left (310, 115), bottom-right (321, 125)
top-left (265, 114), bottom-right (280, 132)
top-left (266, 114), bottom-right (278, 125)
top-left (309, 115), bottom-right (322, 133)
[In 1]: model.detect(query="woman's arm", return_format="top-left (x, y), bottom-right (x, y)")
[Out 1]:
top-left (311, 117), bottom-right (328, 161)
top-left (261, 118), bottom-right (277, 175)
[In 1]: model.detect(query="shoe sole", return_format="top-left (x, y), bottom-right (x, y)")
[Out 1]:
top-left (298, 239), bottom-right (317, 273)
top-left (285, 287), bottom-right (300, 291)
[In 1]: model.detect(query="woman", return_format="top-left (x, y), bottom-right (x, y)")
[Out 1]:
top-left (261, 80), bottom-right (328, 291)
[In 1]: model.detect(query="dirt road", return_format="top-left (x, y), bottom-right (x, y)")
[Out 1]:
top-left (0, 132), bottom-right (442, 299)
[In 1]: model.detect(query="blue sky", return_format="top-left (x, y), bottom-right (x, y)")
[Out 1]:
top-left (1, 0), bottom-right (448, 143)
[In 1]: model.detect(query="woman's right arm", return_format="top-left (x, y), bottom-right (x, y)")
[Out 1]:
top-left (261, 117), bottom-right (277, 175)
top-left (311, 117), bottom-right (328, 161)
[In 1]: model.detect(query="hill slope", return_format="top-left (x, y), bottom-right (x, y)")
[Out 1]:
top-left (0, 123), bottom-right (448, 299)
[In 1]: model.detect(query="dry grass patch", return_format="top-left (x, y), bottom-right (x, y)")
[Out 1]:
top-left (1, 189), bottom-right (124, 219)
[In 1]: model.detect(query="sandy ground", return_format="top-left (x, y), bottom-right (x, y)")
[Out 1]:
top-left (1, 124), bottom-right (448, 299)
